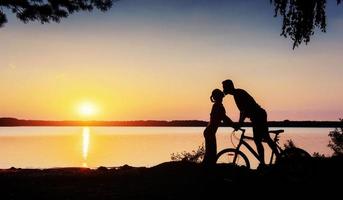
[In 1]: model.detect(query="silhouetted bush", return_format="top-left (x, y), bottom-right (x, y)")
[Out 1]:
top-left (283, 139), bottom-right (296, 149)
top-left (170, 144), bottom-right (204, 163)
top-left (328, 119), bottom-right (343, 156)
top-left (313, 152), bottom-right (326, 158)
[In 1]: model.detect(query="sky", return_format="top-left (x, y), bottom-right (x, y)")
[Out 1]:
top-left (0, 0), bottom-right (342, 121)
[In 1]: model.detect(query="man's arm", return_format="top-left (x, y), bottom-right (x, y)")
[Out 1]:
top-left (238, 111), bottom-right (246, 126)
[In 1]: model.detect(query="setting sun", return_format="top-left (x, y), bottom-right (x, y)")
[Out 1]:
top-left (78, 102), bottom-right (98, 117)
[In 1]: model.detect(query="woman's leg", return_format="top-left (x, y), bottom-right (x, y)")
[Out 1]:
top-left (203, 126), bottom-right (218, 165)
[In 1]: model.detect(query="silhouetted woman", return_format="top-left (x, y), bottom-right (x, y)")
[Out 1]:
top-left (203, 89), bottom-right (233, 166)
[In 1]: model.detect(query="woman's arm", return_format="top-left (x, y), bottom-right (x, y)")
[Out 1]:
top-left (223, 115), bottom-right (234, 126)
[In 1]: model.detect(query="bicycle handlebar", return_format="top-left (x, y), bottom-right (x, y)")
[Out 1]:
top-left (234, 128), bottom-right (245, 134)
top-left (234, 128), bottom-right (255, 140)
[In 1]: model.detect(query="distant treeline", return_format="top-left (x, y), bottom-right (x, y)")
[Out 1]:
top-left (0, 118), bottom-right (342, 127)
top-left (0, 118), bottom-right (208, 127)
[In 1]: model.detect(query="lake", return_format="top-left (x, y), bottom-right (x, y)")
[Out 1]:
top-left (0, 127), bottom-right (334, 169)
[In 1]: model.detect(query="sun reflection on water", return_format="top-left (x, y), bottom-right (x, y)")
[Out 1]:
top-left (82, 127), bottom-right (90, 167)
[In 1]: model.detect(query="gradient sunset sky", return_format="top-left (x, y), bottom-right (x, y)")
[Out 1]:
top-left (0, 0), bottom-right (342, 121)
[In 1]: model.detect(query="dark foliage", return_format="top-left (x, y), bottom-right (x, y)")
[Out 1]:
top-left (313, 152), bottom-right (326, 158)
top-left (171, 144), bottom-right (205, 163)
top-left (1, 1), bottom-right (342, 49)
top-left (0, 0), bottom-right (117, 27)
top-left (283, 139), bottom-right (296, 149)
top-left (271, 0), bottom-right (342, 48)
top-left (328, 119), bottom-right (343, 156)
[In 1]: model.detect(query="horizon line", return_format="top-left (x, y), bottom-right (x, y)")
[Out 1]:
top-left (0, 117), bottom-right (342, 128)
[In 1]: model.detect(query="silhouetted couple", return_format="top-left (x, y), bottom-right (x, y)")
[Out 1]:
top-left (202, 79), bottom-right (279, 167)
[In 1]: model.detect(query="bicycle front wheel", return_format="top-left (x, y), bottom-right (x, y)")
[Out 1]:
top-left (216, 148), bottom-right (250, 169)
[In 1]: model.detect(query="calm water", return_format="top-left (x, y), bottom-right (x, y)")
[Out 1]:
top-left (0, 127), bottom-right (333, 169)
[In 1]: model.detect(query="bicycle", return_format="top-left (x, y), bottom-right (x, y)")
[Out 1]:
top-left (216, 128), bottom-right (311, 169)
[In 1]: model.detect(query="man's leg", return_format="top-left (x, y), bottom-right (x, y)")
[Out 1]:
top-left (265, 136), bottom-right (280, 158)
top-left (253, 135), bottom-right (265, 164)
top-left (253, 109), bottom-right (271, 165)
top-left (258, 109), bottom-right (280, 160)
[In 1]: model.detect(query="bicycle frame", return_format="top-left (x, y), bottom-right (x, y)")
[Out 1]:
top-left (233, 128), bottom-right (283, 165)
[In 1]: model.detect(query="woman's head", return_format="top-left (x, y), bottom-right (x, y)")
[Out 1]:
top-left (210, 89), bottom-right (224, 102)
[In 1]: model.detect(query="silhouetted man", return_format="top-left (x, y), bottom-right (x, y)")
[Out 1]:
top-left (222, 79), bottom-right (279, 166)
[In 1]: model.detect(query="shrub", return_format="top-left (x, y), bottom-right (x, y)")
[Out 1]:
top-left (171, 144), bottom-right (205, 163)
top-left (312, 152), bottom-right (326, 158)
top-left (328, 119), bottom-right (343, 156)
top-left (283, 139), bottom-right (296, 149)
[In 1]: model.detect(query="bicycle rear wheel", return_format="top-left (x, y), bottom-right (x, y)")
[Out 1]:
top-left (216, 148), bottom-right (250, 168)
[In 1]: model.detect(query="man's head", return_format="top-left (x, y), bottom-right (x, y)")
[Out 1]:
top-left (222, 79), bottom-right (235, 95)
